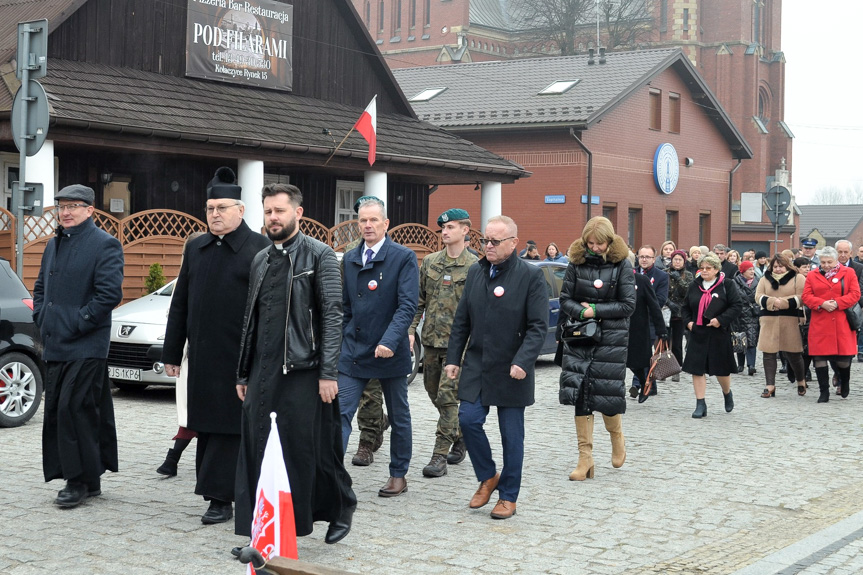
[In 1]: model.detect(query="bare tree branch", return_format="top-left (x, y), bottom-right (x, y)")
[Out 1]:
top-left (512, 0), bottom-right (655, 56)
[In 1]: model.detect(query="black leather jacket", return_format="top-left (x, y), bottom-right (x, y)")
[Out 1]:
top-left (237, 232), bottom-right (342, 383)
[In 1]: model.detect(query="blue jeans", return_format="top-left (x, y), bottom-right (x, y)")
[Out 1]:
top-left (338, 374), bottom-right (412, 478)
top-left (458, 394), bottom-right (525, 503)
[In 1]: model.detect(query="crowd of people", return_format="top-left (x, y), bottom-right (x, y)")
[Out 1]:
top-left (33, 175), bottom-right (863, 561)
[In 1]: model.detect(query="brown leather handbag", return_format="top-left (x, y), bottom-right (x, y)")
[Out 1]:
top-left (644, 339), bottom-right (682, 395)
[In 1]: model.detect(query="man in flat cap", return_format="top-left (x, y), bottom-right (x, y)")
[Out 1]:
top-left (409, 208), bottom-right (477, 477)
top-left (163, 167), bottom-right (270, 525)
top-left (35, 184), bottom-right (124, 507)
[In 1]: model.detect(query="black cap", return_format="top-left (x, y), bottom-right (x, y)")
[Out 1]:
top-left (206, 167), bottom-right (242, 201)
top-left (754, 250), bottom-right (768, 259)
top-left (55, 184), bottom-right (95, 206)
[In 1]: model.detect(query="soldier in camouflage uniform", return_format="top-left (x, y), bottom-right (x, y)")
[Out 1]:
top-left (341, 197), bottom-right (389, 467)
top-left (409, 208), bottom-right (478, 477)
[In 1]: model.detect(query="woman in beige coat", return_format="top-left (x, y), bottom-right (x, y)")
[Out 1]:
top-left (756, 254), bottom-right (807, 397)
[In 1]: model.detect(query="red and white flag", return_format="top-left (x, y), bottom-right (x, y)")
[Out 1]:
top-left (247, 413), bottom-right (297, 574)
top-left (353, 95), bottom-right (377, 166)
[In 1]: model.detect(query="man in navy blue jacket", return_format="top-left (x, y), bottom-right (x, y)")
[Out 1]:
top-left (34, 184), bottom-right (124, 508)
top-left (338, 197), bottom-right (418, 498)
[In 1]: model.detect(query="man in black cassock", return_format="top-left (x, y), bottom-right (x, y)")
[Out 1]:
top-left (162, 167), bottom-right (270, 524)
top-left (35, 184), bottom-right (124, 508)
top-left (234, 183), bottom-right (356, 545)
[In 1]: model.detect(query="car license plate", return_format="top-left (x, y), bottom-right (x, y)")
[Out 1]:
top-left (108, 367), bottom-right (141, 381)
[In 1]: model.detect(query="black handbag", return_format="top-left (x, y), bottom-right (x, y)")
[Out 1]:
top-left (560, 263), bottom-right (622, 346)
top-left (846, 303), bottom-right (863, 332)
top-left (561, 317), bottom-right (601, 345)
top-left (839, 278), bottom-right (863, 331)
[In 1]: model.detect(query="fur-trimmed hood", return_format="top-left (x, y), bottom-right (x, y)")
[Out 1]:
top-left (567, 235), bottom-right (630, 265)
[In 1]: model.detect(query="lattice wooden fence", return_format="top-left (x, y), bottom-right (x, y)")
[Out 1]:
top-left (7, 210), bottom-right (473, 303)
top-left (0, 207), bottom-right (14, 263)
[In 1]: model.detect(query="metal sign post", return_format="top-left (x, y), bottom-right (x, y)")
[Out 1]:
top-left (11, 19), bottom-right (49, 279)
top-left (764, 185), bottom-right (790, 255)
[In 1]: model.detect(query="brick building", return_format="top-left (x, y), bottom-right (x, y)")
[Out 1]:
top-left (354, 0), bottom-right (796, 253)
top-left (394, 49), bottom-right (751, 252)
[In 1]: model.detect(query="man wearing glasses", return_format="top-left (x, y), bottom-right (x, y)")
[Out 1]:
top-left (35, 184), bottom-right (124, 508)
top-left (163, 167), bottom-right (270, 525)
top-left (630, 245), bottom-right (669, 398)
top-left (445, 215), bottom-right (547, 520)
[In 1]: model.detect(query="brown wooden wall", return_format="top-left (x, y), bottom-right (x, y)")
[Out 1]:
top-left (47, 0), bottom-right (410, 115)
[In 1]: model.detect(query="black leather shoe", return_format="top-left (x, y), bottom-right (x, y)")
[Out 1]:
top-left (231, 546), bottom-right (243, 559)
top-left (55, 481), bottom-right (89, 508)
top-left (87, 478), bottom-right (101, 497)
top-left (201, 500), bottom-right (233, 524)
top-left (748, 367), bottom-right (757, 376)
top-left (737, 364), bottom-right (745, 374)
top-left (325, 505), bottom-right (356, 544)
top-left (447, 439), bottom-right (467, 465)
top-left (628, 385), bottom-right (639, 398)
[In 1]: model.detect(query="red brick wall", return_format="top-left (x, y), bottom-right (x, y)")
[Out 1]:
top-left (429, 67), bottom-right (735, 255)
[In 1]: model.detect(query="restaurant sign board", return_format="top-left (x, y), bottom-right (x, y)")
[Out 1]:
top-left (186, 0), bottom-right (293, 91)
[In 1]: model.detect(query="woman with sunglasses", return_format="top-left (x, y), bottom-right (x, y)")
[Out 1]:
top-left (559, 216), bottom-right (635, 480)
top-left (681, 252), bottom-right (743, 418)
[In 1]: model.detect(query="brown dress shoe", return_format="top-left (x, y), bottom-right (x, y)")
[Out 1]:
top-left (378, 476), bottom-right (408, 497)
top-left (490, 499), bottom-right (516, 520)
top-left (468, 472), bottom-right (500, 509)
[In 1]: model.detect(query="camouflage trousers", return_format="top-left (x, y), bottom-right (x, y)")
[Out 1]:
top-left (357, 379), bottom-right (386, 445)
top-left (423, 346), bottom-right (462, 455)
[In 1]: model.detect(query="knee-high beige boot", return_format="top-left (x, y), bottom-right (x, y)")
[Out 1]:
top-left (602, 413), bottom-right (626, 468)
top-left (570, 414), bottom-right (595, 480)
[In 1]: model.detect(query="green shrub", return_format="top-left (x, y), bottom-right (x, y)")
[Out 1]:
top-left (144, 263), bottom-right (166, 295)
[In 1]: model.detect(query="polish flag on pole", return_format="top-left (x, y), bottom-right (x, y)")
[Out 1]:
top-left (247, 413), bottom-right (297, 574)
top-left (353, 95), bottom-right (377, 166)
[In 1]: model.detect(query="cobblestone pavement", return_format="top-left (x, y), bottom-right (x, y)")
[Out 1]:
top-left (3, 356), bottom-right (863, 575)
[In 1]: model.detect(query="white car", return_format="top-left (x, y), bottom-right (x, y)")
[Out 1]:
top-left (107, 280), bottom-right (176, 390)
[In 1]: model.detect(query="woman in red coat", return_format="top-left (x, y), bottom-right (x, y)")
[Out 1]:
top-left (802, 246), bottom-right (861, 402)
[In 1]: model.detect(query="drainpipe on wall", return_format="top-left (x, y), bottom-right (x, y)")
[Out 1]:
top-left (728, 158), bottom-right (743, 246)
top-left (570, 127), bottom-right (593, 223)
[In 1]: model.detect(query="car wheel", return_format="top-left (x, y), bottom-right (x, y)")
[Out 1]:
top-left (111, 380), bottom-right (149, 392)
top-left (407, 338), bottom-right (422, 385)
top-left (0, 352), bottom-right (44, 428)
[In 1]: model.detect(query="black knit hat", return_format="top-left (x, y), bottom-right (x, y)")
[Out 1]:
top-left (206, 167), bottom-right (242, 201)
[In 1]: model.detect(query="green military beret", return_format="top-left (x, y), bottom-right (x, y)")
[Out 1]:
top-left (353, 195), bottom-right (384, 214)
top-left (437, 208), bottom-right (470, 227)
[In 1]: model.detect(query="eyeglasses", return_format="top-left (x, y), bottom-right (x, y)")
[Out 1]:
top-left (638, 255), bottom-right (655, 260)
top-left (479, 236), bottom-right (514, 247)
top-left (54, 204), bottom-right (89, 213)
top-left (206, 203), bottom-right (241, 215)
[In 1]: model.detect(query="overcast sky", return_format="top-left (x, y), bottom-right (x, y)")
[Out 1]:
top-left (783, 1), bottom-right (863, 204)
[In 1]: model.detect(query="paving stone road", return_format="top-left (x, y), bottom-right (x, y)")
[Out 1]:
top-left (3, 356), bottom-right (863, 575)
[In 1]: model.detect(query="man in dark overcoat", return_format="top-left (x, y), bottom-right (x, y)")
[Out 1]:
top-left (338, 196), bottom-right (418, 498)
top-left (445, 215), bottom-right (547, 520)
top-left (162, 167), bottom-right (270, 524)
top-left (631, 244), bottom-right (669, 397)
top-left (34, 184), bottom-right (124, 508)
top-left (234, 183), bottom-right (356, 545)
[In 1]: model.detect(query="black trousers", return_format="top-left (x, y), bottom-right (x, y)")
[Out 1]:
top-left (42, 359), bottom-right (118, 483)
top-left (195, 432), bottom-right (240, 502)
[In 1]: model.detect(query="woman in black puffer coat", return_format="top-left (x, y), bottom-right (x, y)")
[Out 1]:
top-left (559, 216), bottom-right (636, 481)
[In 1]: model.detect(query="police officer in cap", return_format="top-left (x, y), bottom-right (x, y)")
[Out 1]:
top-left (801, 238), bottom-right (820, 268)
top-left (409, 208), bottom-right (478, 477)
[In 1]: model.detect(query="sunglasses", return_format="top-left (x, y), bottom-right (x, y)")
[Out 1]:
top-left (479, 237), bottom-right (514, 247)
